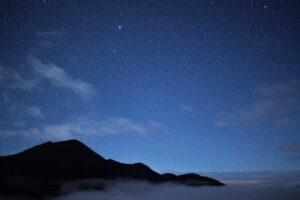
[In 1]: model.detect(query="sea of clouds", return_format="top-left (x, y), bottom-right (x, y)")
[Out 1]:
top-left (51, 179), bottom-right (300, 200)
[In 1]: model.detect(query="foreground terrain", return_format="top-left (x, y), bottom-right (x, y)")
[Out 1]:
top-left (0, 140), bottom-right (223, 198)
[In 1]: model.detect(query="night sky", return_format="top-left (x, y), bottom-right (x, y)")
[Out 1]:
top-left (0, 0), bottom-right (300, 174)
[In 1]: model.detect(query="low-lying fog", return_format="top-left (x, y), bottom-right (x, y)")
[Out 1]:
top-left (52, 179), bottom-right (300, 200)
top-left (1, 179), bottom-right (300, 200)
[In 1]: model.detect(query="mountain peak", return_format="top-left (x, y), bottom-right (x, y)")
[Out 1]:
top-left (14, 139), bottom-right (105, 164)
top-left (0, 139), bottom-right (224, 195)
top-left (40, 139), bottom-right (84, 147)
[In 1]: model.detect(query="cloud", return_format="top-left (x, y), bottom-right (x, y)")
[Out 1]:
top-left (9, 71), bottom-right (40, 90)
top-left (0, 130), bottom-right (18, 138)
top-left (1, 57), bottom-right (95, 99)
top-left (0, 65), bottom-right (40, 90)
top-left (2, 92), bottom-right (10, 103)
top-left (273, 118), bottom-right (297, 126)
top-left (149, 121), bottom-right (169, 134)
top-left (12, 121), bottom-right (26, 128)
top-left (224, 180), bottom-right (276, 186)
top-left (7, 104), bottom-right (19, 116)
top-left (34, 30), bottom-right (65, 50)
top-left (167, 145), bottom-right (176, 149)
top-left (36, 39), bottom-right (55, 48)
top-left (36, 30), bottom-right (65, 37)
top-left (52, 180), bottom-right (300, 200)
top-left (256, 82), bottom-right (300, 98)
top-left (286, 156), bottom-right (300, 162)
top-left (0, 65), bottom-right (4, 81)
top-left (216, 80), bottom-right (300, 127)
top-left (26, 106), bottom-right (45, 118)
top-left (200, 170), bottom-right (300, 182)
top-left (279, 144), bottom-right (300, 152)
top-left (0, 117), bottom-right (167, 141)
top-left (278, 144), bottom-right (300, 162)
top-left (28, 56), bottom-right (96, 98)
top-left (179, 104), bottom-right (194, 113)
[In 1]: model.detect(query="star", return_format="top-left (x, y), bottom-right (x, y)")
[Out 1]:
top-left (118, 25), bottom-right (122, 30)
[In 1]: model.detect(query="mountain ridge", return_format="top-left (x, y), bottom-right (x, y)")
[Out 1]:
top-left (0, 139), bottom-right (224, 197)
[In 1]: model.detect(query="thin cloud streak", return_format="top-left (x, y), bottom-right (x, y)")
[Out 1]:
top-left (1, 56), bottom-right (96, 99)
top-left (36, 30), bottom-right (65, 37)
top-left (216, 80), bottom-right (300, 127)
top-left (286, 156), bottom-right (300, 162)
top-left (28, 55), bottom-right (96, 99)
top-left (2, 92), bottom-right (10, 103)
top-left (26, 106), bottom-right (45, 118)
top-left (273, 118), bottom-right (297, 126)
top-left (278, 144), bottom-right (300, 162)
top-left (179, 104), bottom-right (194, 113)
top-left (0, 117), bottom-right (168, 141)
top-left (0, 65), bottom-right (40, 90)
top-left (279, 144), bottom-right (300, 152)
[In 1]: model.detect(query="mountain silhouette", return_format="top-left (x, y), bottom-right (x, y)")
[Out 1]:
top-left (0, 139), bottom-right (224, 197)
top-left (162, 173), bottom-right (223, 186)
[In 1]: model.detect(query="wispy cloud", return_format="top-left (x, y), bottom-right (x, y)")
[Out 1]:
top-left (28, 56), bottom-right (96, 99)
top-left (286, 156), bottom-right (300, 162)
top-left (12, 121), bottom-right (26, 128)
top-left (0, 130), bottom-right (18, 138)
top-left (279, 144), bottom-right (300, 152)
top-left (216, 80), bottom-right (300, 127)
top-left (149, 121), bottom-right (169, 134)
top-left (273, 118), bottom-right (297, 126)
top-left (278, 144), bottom-right (300, 162)
top-left (2, 92), bottom-right (10, 103)
top-left (26, 106), bottom-right (45, 118)
top-left (179, 104), bottom-right (194, 113)
top-left (0, 65), bottom-right (40, 90)
top-left (1, 56), bottom-right (96, 99)
top-left (34, 30), bottom-right (65, 50)
top-left (36, 30), bottom-right (65, 37)
top-left (0, 65), bottom-right (4, 81)
top-left (201, 170), bottom-right (300, 183)
top-left (0, 117), bottom-right (167, 141)
top-left (9, 71), bottom-right (40, 90)
top-left (224, 180), bottom-right (276, 186)
top-left (7, 104), bottom-right (19, 116)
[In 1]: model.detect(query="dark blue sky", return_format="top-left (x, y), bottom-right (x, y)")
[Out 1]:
top-left (0, 0), bottom-right (300, 173)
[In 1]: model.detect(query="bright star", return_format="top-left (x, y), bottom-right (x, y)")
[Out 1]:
top-left (118, 25), bottom-right (122, 30)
